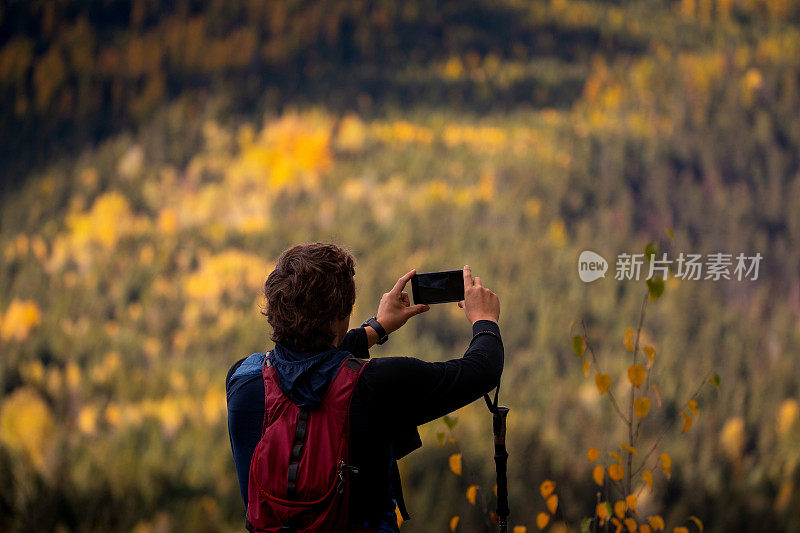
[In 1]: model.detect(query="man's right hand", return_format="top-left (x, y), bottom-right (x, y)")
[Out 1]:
top-left (458, 265), bottom-right (500, 324)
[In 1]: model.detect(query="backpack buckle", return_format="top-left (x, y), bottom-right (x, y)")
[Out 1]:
top-left (337, 460), bottom-right (359, 493)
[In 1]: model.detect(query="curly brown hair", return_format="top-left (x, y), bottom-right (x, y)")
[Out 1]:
top-left (263, 242), bottom-right (356, 351)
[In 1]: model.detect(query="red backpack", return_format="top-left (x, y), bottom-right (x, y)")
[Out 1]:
top-left (247, 352), bottom-right (370, 533)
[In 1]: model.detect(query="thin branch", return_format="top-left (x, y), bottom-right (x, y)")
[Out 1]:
top-left (581, 320), bottom-right (630, 425)
top-left (633, 372), bottom-right (712, 477)
top-left (626, 292), bottom-right (649, 494)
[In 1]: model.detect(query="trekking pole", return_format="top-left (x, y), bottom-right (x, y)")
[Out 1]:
top-left (485, 388), bottom-right (510, 533)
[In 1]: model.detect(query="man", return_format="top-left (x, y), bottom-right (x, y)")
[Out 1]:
top-left (227, 242), bottom-right (503, 531)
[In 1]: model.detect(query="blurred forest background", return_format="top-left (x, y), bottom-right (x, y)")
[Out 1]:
top-left (1, 0), bottom-right (800, 531)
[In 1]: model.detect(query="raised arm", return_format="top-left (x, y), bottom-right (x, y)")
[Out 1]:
top-left (357, 265), bottom-right (503, 427)
top-left (358, 320), bottom-right (504, 427)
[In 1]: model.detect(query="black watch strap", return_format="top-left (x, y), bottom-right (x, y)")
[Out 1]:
top-left (362, 316), bottom-right (388, 345)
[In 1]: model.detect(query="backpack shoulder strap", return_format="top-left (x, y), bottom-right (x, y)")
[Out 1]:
top-left (343, 357), bottom-right (366, 371)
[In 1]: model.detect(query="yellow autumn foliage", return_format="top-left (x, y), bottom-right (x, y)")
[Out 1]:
top-left (680, 412), bottom-right (693, 433)
top-left (546, 494), bottom-right (558, 514)
top-left (648, 515), bottom-right (665, 531)
top-left (642, 469), bottom-right (653, 492)
top-left (587, 446), bottom-right (599, 462)
top-left (627, 365), bottom-right (646, 388)
top-left (659, 453), bottom-right (672, 478)
top-left (625, 494), bottom-right (637, 510)
top-left (623, 328), bottom-right (635, 352)
top-left (634, 397), bottom-right (651, 418)
top-left (228, 112), bottom-right (334, 190)
top-left (0, 299), bottom-right (42, 341)
top-left (595, 373), bottom-right (611, 395)
top-left (449, 515), bottom-right (460, 531)
top-left (593, 465), bottom-right (605, 486)
top-left (777, 398), bottom-right (798, 435)
top-left (0, 387), bottom-right (55, 471)
top-left (335, 114), bottom-right (367, 153)
top-left (536, 512), bottom-right (549, 530)
top-left (66, 191), bottom-right (146, 251)
top-left (448, 453), bottom-right (462, 476)
top-left (613, 500), bottom-right (626, 519)
top-left (720, 417), bottom-right (745, 461)
top-left (540, 479), bottom-right (556, 498)
top-left (466, 485), bottom-right (478, 505)
top-left (183, 248), bottom-right (272, 303)
top-left (608, 464), bottom-right (625, 481)
top-left (623, 518), bottom-right (636, 532)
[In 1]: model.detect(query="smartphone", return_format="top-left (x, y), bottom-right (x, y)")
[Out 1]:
top-left (411, 270), bottom-right (465, 305)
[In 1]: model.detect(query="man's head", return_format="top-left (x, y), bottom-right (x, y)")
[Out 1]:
top-left (263, 242), bottom-right (356, 351)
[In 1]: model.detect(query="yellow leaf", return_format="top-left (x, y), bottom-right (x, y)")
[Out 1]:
top-left (466, 485), bottom-right (478, 505)
top-left (611, 517), bottom-right (623, 533)
top-left (513, 527), bottom-right (527, 533)
top-left (614, 500), bottom-right (626, 519)
top-left (777, 399), bottom-right (799, 435)
top-left (587, 446), bottom-right (600, 462)
top-left (642, 469), bottom-right (654, 492)
top-left (674, 528), bottom-right (689, 533)
top-left (623, 328), bottom-right (635, 352)
top-left (449, 454), bottom-right (462, 476)
top-left (648, 516), bottom-right (665, 531)
top-left (628, 365), bottom-right (646, 388)
top-left (652, 384), bottom-right (662, 407)
top-left (688, 516), bottom-right (704, 531)
top-left (720, 417), bottom-right (745, 461)
top-left (641, 525), bottom-right (652, 533)
top-left (687, 400), bottom-right (699, 418)
top-left (625, 494), bottom-right (638, 511)
top-left (610, 451), bottom-right (623, 463)
top-left (597, 502), bottom-right (609, 524)
top-left (609, 464), bottom-right (625, 482)
top-left (681, 412), bottom-right (693, 433)
top-left (450, 515), bottom-right (460, 531)
top-left (621, 443), bottom-right (637, 455)
top-left (0, 299), bottom-right (42, 342)
top-left (659, 454), bottom-right (671, 478)
top-left (582, 359), bottom-right (591, 377)
top-left (540, 480), bottom-right (556, 499)
top-left (592, 465), bottom-right (605, 486)
top-left (634, 398), bottom-right (651, 419)
top-left (573, 335), bottom-right (586, 357)
top-left (595, 373), bottom-right (611, 395)
top-left (643, 345), bottom-right (656, 368)
top-left (536, 512), bottom-right (549, 530)
top-left (624, 518), bottom-right (637, 532)
top-left (546, 494), bottom-right (558, 514)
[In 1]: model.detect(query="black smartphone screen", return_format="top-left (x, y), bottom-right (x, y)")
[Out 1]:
top-left (411, 270), bottom-right (465, 305)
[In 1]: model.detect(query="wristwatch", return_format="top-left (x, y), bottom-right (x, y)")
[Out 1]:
top-left (362, 316), bottom-right (389, 345)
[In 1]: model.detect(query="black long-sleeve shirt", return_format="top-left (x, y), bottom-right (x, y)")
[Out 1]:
top-left (226, 319), bottom-right (504, 527)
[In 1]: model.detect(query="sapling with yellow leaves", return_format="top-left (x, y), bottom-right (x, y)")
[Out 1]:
top-left (539, 241), bottom-right (719, 533)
